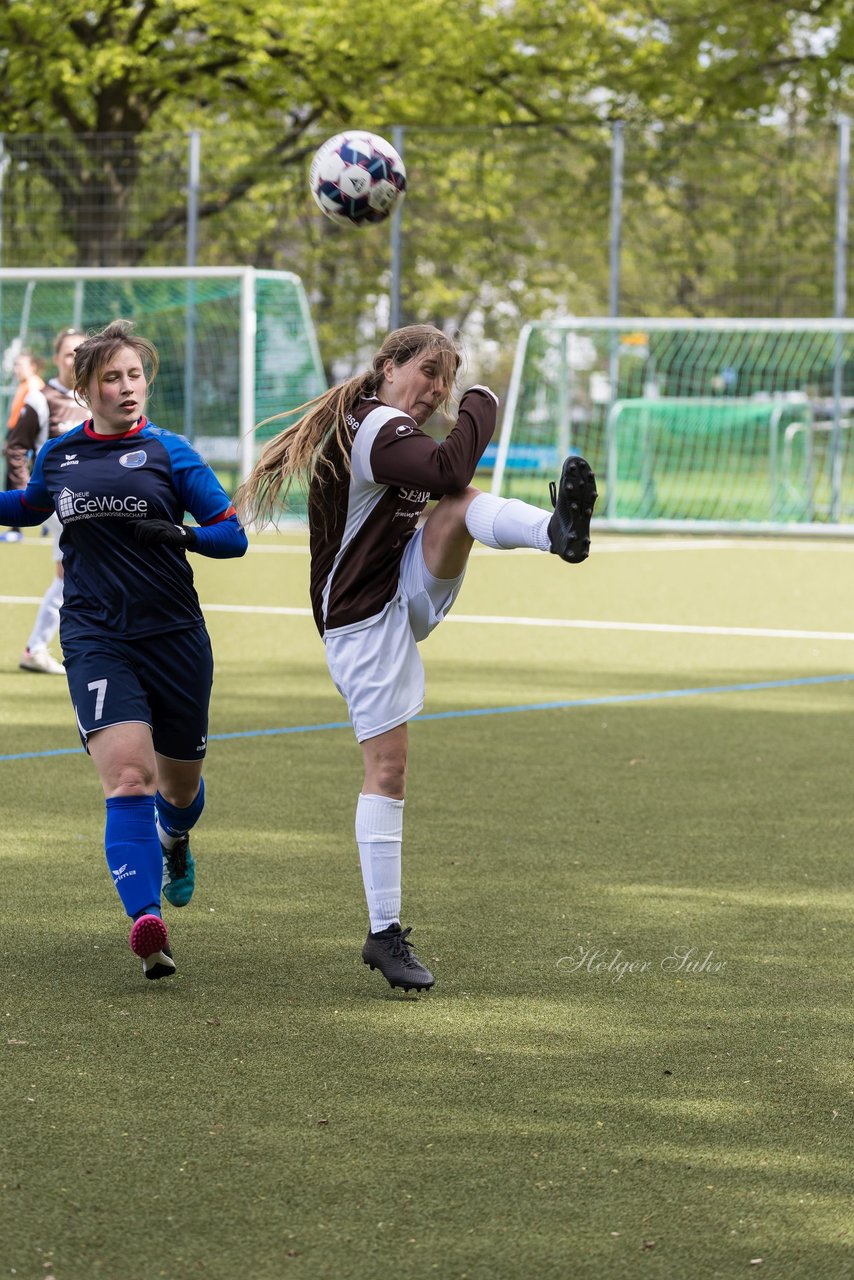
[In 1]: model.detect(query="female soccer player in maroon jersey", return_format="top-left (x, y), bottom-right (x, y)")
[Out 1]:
top-left (239, 324), bottom-right (596, 992)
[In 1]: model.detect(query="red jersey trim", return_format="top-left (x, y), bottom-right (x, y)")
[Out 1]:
top-left (201, 505), bottom-right (236, 526)
top-left (84, 415), bottom-right (147, 440)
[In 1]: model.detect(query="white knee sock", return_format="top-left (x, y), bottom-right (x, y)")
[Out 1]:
top-left (27, 577), bottom-right (64, 653)
top-left (356, 792), bottom-right (404, 933)
top-left (465, 492), bottom-right (551, 551)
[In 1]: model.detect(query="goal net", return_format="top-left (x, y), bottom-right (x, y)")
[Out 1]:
top-left (0, 267), bottom-right (326, 496)
top-left (491, 319), bottom-right (854, 531)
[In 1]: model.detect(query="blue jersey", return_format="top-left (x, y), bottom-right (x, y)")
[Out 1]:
top-left (7, 417), bottom-right (247, 642)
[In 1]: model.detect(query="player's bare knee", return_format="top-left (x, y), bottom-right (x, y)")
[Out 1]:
top-left (159, 781), bottom-right (200, 809)
top-left (365, 754), bottom-right (407, 798)
top-left (430, 486), bottom-right (480, 527)
top-left (107, 765), bottom-right (156, 798)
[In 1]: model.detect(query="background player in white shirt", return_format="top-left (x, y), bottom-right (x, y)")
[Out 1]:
top-left (18, 328), bottom-right (85, 675)
top-left (239, 324), bottom-right (597, 994)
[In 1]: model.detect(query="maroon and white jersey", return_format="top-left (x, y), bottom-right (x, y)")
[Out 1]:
top-left (44, 379), bottom-right (82, 437)
top-left (309, 387), bottom-right (497, 636)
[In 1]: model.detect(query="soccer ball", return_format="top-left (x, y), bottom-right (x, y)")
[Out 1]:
top-left (309, 131), bottom-right (406, 226)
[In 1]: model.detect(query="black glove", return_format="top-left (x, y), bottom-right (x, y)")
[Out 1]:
top-left (130, 519), bottom-right (198, 551)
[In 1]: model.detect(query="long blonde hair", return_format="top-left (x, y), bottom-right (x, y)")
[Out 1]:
top-left (236, 324), bottom-right (460, 526)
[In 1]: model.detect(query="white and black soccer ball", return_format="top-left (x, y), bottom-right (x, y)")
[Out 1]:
top-left (309, 131), bottom-right (406, 226)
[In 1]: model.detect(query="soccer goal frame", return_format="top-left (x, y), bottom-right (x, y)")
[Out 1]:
top-left (0, 266), bottom-right (327, 485)
top-left (492, 317), bottom-right (854, 534)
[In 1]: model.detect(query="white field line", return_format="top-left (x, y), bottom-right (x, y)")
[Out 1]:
top-left (3, 596), bottom-right (847, 643)
top-left (446, 614), bottom-right (854, 641)
top-left (6, 537), bottom-right (854, 556)
top-left (246, 539), bottom-right (854, 556)
top-left (203, 602), bottom-right (854, 642)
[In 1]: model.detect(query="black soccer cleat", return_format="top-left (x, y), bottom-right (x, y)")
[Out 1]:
top-left (547, 455), bottom-right (598, 564)
top-left (362, 923), bottom-right (435, 993)
top-left (142, 945), bottom-right (176, 981)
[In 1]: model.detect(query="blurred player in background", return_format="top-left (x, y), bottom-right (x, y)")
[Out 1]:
top-left (18, 328), bottom-right (86, 674)
top-left (238, 323), bottom-right (597, 993)
top-left (0, 319), bottom-right (248, 981)
top-left (1, 349), bottom-right (47, 545)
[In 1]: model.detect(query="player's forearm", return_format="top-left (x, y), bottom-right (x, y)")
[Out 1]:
top-left (191, 513), bottom-right (249, 558)
top-left (0, 489), bottom-right (51, 526)
top-left (432, 390), bottom-right (498, 491)
top-left (371, 388), bottom-right (497, 495)
top-left (414, 411), bottom-right (496, 493)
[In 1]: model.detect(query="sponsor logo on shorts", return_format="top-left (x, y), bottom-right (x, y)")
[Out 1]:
top-left (119, 450), bottom-right (147, 469)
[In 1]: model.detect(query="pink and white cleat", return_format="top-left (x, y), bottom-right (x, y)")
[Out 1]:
top-left (129, 914), bottom-right (176, 980)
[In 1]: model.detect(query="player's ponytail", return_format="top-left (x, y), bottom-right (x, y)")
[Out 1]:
top-left (236, 324), bottom-right (460, 528)
top-left (236, 372), bottom-right (371, 526)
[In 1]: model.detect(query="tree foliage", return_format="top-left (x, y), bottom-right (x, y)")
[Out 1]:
top-left (3, 0), bottom-right (849, 132)
top-left (0, 0), bottom-right (851, 377)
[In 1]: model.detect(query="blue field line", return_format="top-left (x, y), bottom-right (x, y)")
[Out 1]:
top-left (414, 672), bottom-right (854, 721)
top-left (2, 671), bottom-right (853, 764)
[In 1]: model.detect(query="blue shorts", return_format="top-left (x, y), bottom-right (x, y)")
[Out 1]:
top-left (63, 625), bottom-right (214, 761)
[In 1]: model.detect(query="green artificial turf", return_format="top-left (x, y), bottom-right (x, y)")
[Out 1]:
top-left (1, 531), bottom-right (852, 1279)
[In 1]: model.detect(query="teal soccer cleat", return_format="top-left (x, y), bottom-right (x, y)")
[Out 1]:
top-left (161, 835), bottom-right (196, 908)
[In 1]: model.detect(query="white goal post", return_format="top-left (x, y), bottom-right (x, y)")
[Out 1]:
top-left (0, 266), bottom-right (327, 486)
top-left (491, 317), bottom-right (854, 534)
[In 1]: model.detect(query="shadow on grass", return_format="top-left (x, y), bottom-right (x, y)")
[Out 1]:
top-left (3, 666), bottom-right (853, 1278)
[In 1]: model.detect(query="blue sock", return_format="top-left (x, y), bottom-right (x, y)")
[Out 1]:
top-left (155, 777), bottom-right (205, 842)
top-left (104, 795), bottom-right (163, 919)
top-left (133, 904), bottom-right (162, 922)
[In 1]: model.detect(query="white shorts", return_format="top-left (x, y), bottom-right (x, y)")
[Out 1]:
top-left (323, 526), bottom-right (466, 742)
top-left (46, 512), bottom-right (63, 562)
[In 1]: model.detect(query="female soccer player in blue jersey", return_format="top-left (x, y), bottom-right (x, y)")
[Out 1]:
top-left (0, 320), bottom-right (248, 981)
top-left (238, 324), bottom-right (596, 994)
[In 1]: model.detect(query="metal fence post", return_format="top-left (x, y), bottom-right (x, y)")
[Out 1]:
top-left (183, 129), bottom-right (201, 441)
top-left (609, 120), bottom-right (624, 324)
top-left (607, 120), bottom-right (624, 512)
top-left (239, 267), bottom-right (257, 487)
top-left (389, 125), bottom-right (405, 332)
top-left (0, 134), bottom-right (7, 458)
top-left (557, 328), bottom-right (570, 458)
top-left (0, 134), bottom-right (5, 276)
top-left (831, 115), bottom-right (850, 522)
